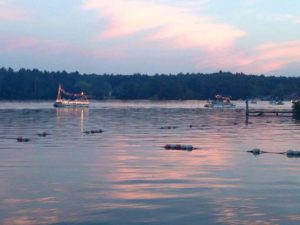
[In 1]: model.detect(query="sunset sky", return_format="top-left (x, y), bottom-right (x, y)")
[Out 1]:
top-left (1, 0), bottom-right (300, 75)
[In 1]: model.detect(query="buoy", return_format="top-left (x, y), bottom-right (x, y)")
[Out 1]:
top-left (84, 129), bottom-right (103, 134)
top-left (160, 126), bottom-right (178, 129)
top-left (37, 132), bottom-right (50, 137)
top-left (286, 150), bottom-right (300, 157)
top-left (247, 148), bottom-right (264, 155)
top-left (189, 125), bottom-right (207, 128)
top-left (164, 144), bottom-right (195, 151)
top-left (16, 137), bottom-right (30, 142)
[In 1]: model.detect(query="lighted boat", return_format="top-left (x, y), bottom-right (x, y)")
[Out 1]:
top-left (54, 84), bottom-right (89, 108)
top-left (204, 95), bottom-right (235, 108)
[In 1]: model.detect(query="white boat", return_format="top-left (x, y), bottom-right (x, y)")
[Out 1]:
top-left (204, 95), bottom-right (235, 108)
top-left (54, 84), bottom-right (89, 108)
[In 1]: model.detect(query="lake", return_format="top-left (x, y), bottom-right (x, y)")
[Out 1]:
top-left (0, 100), bottom-right (300, 225)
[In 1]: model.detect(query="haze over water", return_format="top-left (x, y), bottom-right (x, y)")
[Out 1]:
top-left (0, 101), bottom-right (300, 225)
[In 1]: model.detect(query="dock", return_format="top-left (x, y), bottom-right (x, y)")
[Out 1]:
top-left (247, 110), bottom-right (292, 117)
top-left (245, 99), bottom-right (293, 123)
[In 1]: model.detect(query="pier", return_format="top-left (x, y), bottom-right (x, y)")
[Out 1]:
top-left (245, 99), bottom-right (293, 123)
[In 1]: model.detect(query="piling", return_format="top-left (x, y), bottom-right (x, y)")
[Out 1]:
top-left (292, 101), bottom-right (300, 119)
top-left (245, 98), bottom-right (249, 124)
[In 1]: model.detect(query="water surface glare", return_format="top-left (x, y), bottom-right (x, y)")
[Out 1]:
top-left (0, 101), bottom-right (300, 225)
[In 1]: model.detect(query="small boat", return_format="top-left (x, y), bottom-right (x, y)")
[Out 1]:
top-left (204, 95), bottom-right (235, 108)
top-left (269, 100), bottom-right (284, 105)
top-left (54, 84), bottom-right (89, 108)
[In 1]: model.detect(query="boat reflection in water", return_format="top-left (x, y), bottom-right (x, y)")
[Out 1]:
top-left (204, 95), bottom-right (235, 108)
top-left (55, 107), bottom-right (88, 132)
top-left (54, 84), bottom-right (89, 108)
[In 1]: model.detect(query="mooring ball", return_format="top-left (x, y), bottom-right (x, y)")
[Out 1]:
top-left (37, 132), bottom-right (50, 137)
top-left (286, 150), bottom-right (293, 155)
top-left (247, 148), bottom-right (262, 155)
top-left (164, 144), bottom-right (194, 151)
top-left (187, 145), bottom-right (193, 150)
top-left (252, 148), bottom-right (261, 153)
top-left (286, 150), bottom-right (300, 156)
top-left (17, 137), bottom-right (30, 142)
top-left (182, 145), bottom-right (193, 151)
top-left (160, 126), bottom-right (177, 129)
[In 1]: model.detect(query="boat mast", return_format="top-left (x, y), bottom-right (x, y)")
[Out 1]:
top-left (56, 84), bottom-right (62, 101)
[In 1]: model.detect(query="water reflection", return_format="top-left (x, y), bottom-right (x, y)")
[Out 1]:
top-left (0, 101), bottom-right (300, 224)
top-left (55, 108), bottom-right (88, 132)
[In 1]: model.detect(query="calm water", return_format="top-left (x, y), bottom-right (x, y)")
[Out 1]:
top-left (0, 100), bottom-right (300, 225)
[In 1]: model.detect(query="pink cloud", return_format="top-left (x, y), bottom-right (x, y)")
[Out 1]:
top-left (0, 37), bottom-right (38, 52)
top-left (250, 41), bottom-right (300, 73)
top-left (82, 0), bottom-right (246, 50)
top-left (0, 36), bottom-right (83, 58)
top-left (255, 41), bottom-right (300, 61)
top-left (196, 40), bottom-right (300, 74)
top-left (90, 48), bottom-right (126, 60)
top-left (0, 35), bottom-right (125, 62)
top-left (0, 0), bottom-right (27, 21)
top-left (81, 0), bottom-right (300, 75)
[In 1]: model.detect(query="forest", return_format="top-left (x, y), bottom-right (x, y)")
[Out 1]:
top-left (0, 67), bottom-right (299, 100)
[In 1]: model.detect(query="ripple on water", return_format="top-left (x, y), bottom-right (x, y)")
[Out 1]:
top-left (0, 101), bottom-right (299, 225)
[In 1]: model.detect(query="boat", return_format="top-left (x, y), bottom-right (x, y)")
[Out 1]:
top-left (54, 84), bottom-right (89, 108)
top-left (250, 99), bottom-right (257, 104)
top-left (269, 99), bottom-right (284, 105)
top-left (204, 95), bottom-right (235, 108)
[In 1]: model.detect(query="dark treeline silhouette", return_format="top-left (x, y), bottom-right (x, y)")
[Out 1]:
top-left (0, 67), bottom-right (299, 100)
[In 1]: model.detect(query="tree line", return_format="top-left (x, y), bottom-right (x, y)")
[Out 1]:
top-left (0, 67), bottom-right (299, 100)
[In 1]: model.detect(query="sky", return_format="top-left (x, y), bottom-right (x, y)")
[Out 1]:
top-left (0, 0), bottom-right (300, 76)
